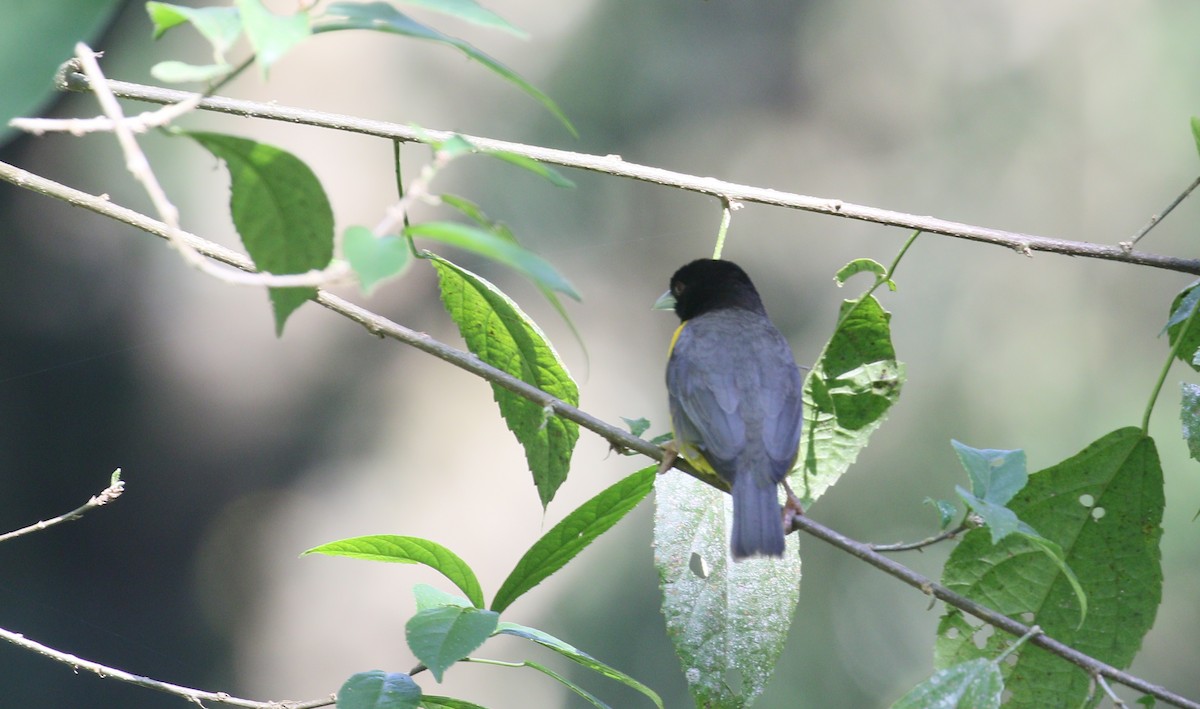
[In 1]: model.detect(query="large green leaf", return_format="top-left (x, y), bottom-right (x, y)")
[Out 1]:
top-left (653, 472), bottom-right (801, 708)
top-left (491, 465), bottom-right (655, 613)
top-left (183, 131), bottom-right (334, 335)
top-left (314, 2), bottom-right (573, 135)
top-left (936, 428), bottom-right (1164, 708)
top-left (794, 295), bottom-right (904, 505)
top-left (302, 535), bottom-right (484, 609)
top-left (430, 255), bottom-right (579, 507)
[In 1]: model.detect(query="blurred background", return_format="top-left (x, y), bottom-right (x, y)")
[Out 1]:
top-left (2, 0), bottom-right (1199, 706)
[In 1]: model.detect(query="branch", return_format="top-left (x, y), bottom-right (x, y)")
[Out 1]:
top-left (1, 165), bottom-right (1192, 708)
top-left (52, 66), bottom-right (1200, 277)
top-left (0, 627), bottom-right (333, 708)
top-left (0, 470), bottom-right (124, 544)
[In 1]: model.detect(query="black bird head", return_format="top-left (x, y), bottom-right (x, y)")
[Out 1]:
top-left (659, 259), bottom-right (766, 321)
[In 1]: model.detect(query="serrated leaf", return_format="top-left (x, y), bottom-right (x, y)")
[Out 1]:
top-left (303, 535), bottom-right (484, 609)
top-left (411, 221), bottom-right (578, 299)
top-left (337, 670), bottom-right (422, 709)
top-left (936, 428), bottom-right (1164, 709)
top-left (150, 60), bottom-right (233, 84)
top-left (315, 2), bottom-right (574, 135)
top-left (653, 472), bottom-right (800, 708)
top-left (146, 2), bottom-right (242, 56)
top-left (951, 441), bottom-right (1027, 506)
top-left (182, 131), bottom-right (333, 335)
top-left (794, 295), bottom-right (904, 505)
top-left (430, 256), bottom-right (578, 507)
top-left (496, 622), bottom-right (663, 708)
top-left (438, 195), bottom-right (587, 360)
top-left (1166, 280), bottom-right (1200, 372)
top-left (491, 466), bottom-right (655, 613)
top-left (395, 0), bottom-right (527, 38)
top-left (1181, 382), bottom-right (1200, 461)
top-left (406, 604), bottom-right (499, 682)
top-left (345, 225), bottom-right (412, 294)
top-left (236, 0), bottom-right (309, 76)
top-left (891, 658), bottom-right (1002, 709)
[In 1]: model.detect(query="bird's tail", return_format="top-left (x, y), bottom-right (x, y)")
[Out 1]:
top-left (730, 476), bottom-right (785, 559)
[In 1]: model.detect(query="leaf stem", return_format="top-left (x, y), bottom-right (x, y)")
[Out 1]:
top-left (712, 198), bottom-right (734, 259)
top-left (1141, 291), bottom-right (1200, 433)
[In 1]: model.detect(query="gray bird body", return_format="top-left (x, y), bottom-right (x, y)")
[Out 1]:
top-left (667, 307), bottom-right (803, 558)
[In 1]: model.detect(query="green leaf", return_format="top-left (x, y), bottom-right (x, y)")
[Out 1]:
top-left (496, 622), bottom-right (663, 708)
top-left (483, 150), bottom-right (575, 188)
top-left (794, 295), bottom-right (905, 505)
top-left (146, 2), bottom-right (242, 56)
top-left (0, 0), bottom-right (123, 146)
top-left (438, 195), bottom-right (587, 360)
top-left (410, 221), bottom-right (578, 299)
top-left (955, 487), bottom-right (1021, 543)
top-left (1166, 280), bottom-right (1200, 371)
top-left (150, 60), bottom-right (233, 84)
top-left (924, 497), bottom-right (958, 530)
top-left (951, 441), bottom-right (1027, 506)
top-left (1191, 116), bottom-right (1200, 159)
top-left (303, 535), bottom-right (484, 609)
top-left (491, 465), bottom-right (655, 613)
top-left (406, 604), bottom-right (499, 682)
top-left (891, 658), bottom-right (1002, 709)
top-left (182, 131), bottom-right (334, 335)
top-left (936, 428), bottom-right (1164, 709)
top-left (414, 583), bottom-right (473, 610)
top-left (337, 670), bottom-right (422, 709)
top-left (419, 696), bottom-right (488, 709)
top-left (315, 2), bottom-right (574, 136)
top-left (345, 226), bottom-right (413, 294)
top-left (1182, 382), bottom-right (1200, 462)
top-left (834, 258), bottom-right (894, 291)
top-left (653, 472), bottom-right (800, 708)
top-left (430, 256), bottom-right (579, 507)
top-left (235, 0), bottom-right (310, 76)
top-left (620, 416), bottom-right (651, 438)
top-left (395, 0), bottom-right (527, 38)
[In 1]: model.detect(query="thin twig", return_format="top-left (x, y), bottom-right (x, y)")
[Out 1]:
top-left (867, 520), bottom-right (973, 553)
top-left (0, 627), bottom-right (333, 708)
top-left (1122, 175), bottom-right (1200, 252)
top-left (0, 470), bottom-right (124, 544)
top-left (2, 168), bottom-right (1193, 707)
top-left (50, 68), bottom-right (1200, 278)
top-left (1095, 673), bottom-right (1129, 708)
top-left (19, 49), bottom-right (351, 290)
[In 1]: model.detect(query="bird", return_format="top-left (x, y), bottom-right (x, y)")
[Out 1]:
top-left (655, 258), bottom-right (804, 559)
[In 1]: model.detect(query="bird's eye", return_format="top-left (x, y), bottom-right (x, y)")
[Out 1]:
top-left (673, 283), bottom-right (686, 296)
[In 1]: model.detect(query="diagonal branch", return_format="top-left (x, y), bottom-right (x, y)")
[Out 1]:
top-left (53, 63), bottom-right (1200, 278)
top-left (1, 161), bottom-right (1193, 708)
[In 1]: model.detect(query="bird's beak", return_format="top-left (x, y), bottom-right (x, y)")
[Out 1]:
top-left (652, 289), bottom-right (676, 311)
